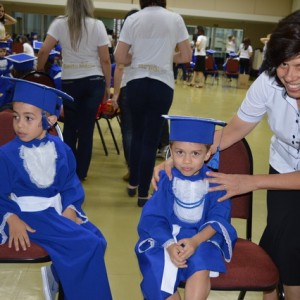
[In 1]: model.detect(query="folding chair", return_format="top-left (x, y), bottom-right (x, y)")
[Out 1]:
top-left (180, 138), bottom-right (282, 300)
top-left (95, 100), bottom-right (120, 156)
top-left (223, 58), bottom-right (240, 87)
top-left (204, 56), bottom-right (219, 85)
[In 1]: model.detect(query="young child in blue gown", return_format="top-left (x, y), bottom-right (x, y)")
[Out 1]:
top-left (0, 41), bottom-right (13, 77)
top-left (135, 115), bottom-right (237, 300)
top-left (0, 77), bottom-right (112, 300)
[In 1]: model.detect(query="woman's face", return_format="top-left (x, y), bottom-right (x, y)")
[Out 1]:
top-left (277, 54), bottom-right (300, 100)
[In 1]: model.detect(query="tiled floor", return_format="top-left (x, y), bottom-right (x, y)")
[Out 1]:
top-left (0, 76), bottom-right (272, 299)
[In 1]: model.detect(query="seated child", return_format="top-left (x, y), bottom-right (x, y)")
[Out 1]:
top-left (0, 77), bottom-right (112, 300)
top-left (135, 115), bottom-right (237, 300)
top-left (0, 41), bottom-right (13, 77)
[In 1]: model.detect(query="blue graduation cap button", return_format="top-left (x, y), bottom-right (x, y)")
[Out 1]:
top-left (163, 115), bottom-right (225, 145)
top-left (6, 53), bottom-right (36, 72)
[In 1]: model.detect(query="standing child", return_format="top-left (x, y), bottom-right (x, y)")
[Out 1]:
top-left (0, 77), bottom-right (112, 300)
top-left (135, 115), bottom-right (237, 300)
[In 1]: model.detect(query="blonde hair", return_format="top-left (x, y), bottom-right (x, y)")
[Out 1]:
top-left (65, 0), bottom-right (94, 50)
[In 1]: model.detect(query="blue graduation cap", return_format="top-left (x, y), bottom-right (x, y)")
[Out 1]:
top-left (163, 115), bottom-right (226, 169)
top-left (33, 40), bottom-right (60, 61)
top-left (32, 40), bottom-right (43, 51)
top-left (0, 76), bottom-right (73, 118)
top-left (206, 49), bottom-right (216, 54)
top-left (6, 53), bottom-right (36, 72)
top-left (163, 115), bottom-right (225, 144)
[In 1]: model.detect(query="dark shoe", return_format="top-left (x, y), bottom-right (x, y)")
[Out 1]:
top-left (127, 186), bottom-right (137, 197)
top-left (137, 198), bottom-right (148, 207)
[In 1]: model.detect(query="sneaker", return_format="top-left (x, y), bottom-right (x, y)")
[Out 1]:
top-left (41, 265), bottom-right (59, 300)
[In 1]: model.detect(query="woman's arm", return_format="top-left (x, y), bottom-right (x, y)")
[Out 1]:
top-left (212, 114), bottom-right (258, 153)
top-left (207, 171), bottom-right (300, 202)
top-left (4, 13), bottom-right (16, 25)
top-left (173, 39), bottom-right (192, 64)
top-left (36, 34), bottom-right (57, 71)
top-left (110, 63), bottom-right (124, 108)
top-left (98, 45), bottom-right (112, 101)
top-left (114, 41), bottom-right (132, 66)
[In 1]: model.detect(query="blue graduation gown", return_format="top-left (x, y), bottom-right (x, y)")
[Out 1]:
top-left (0, 134), bottom-right (112, 300)
top-left (135, 166), bottom-right (237, 300)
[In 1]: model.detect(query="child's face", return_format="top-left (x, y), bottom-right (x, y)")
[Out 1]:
top-left (12, 102), bottom-right (46, 142)
top-left (0, 48), bottom-right (6, 57)
top-left (170, 141), bottom-right (211, 176)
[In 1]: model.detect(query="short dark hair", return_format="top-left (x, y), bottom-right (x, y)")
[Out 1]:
top-left (197, 26), bottom-right (205, 35)
top-left (139, 0), bottom-right (166, 9)
top-left (264, 10), bottom-right (300, 85)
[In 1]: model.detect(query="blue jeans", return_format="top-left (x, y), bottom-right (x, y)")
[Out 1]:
top-left (62, 76), bottom-right (105, 179)
top-left (118, 86), bottom-right (132, 166)
top-left (127, 78), bottom-right (173, 198)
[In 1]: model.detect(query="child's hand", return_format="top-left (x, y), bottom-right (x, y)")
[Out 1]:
top-left (167, 243), bottom-right (187, 268)
top-left (62, 208), bottom-right (82, 224)
top-left (7, 214), bottom-right (36, 251)
top-left (176, 238), bottom-right (198, 260)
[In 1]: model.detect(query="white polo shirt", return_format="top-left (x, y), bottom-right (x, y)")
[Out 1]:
top-left (238, 72), bottom-right (300, 173)
top-left (118, 6), bottom-right (189, 89)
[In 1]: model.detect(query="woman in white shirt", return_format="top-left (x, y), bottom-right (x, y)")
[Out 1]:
top-left (238, 37), bottom-right (253, 74)
top-left (114, 0), bottom-right (191, 207)
top-left (188, 26), bottom-right (207, 88)
top-left (37, 0), bottom-right (111, 181)
top-left (0, 3), bottom-right (16, 40)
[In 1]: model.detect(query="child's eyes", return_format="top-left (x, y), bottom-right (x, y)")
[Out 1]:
top-left (13, 115), bottom-right (34, 121)
top-left (175, 150), bottom-right (183, 155)
top-left (175, 151), bottom-right (201, 156)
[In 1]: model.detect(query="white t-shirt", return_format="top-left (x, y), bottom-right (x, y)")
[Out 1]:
top-left (238, 72), bottom-right (300, 173)
top-left (23, 43), bottom-right (35, 56)
top-left (239, 44), bottom-right (253, 59)
top-left (194, 35), bottom-right (207, 56)
top-left (118, 6), bottom-right (189, 89)
top-left (226, 40), bottom-right (236, 54)
top-left (47, 16), bottom-right (109, 80)
top-left (0, 22), bottom-right (5, 40)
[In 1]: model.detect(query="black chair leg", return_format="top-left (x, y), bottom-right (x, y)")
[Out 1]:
top-left (237, 291), bottom-right (246, 300)
top-left (95, 119), bottom-right (108, 156)
top-left (106, 118), bottom-right (120, 155)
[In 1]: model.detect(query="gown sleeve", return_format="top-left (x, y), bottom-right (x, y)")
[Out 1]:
top-left (137, 171), bottom-right (175, 247)
top-left (201, 185), bottom-right (237, 261)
